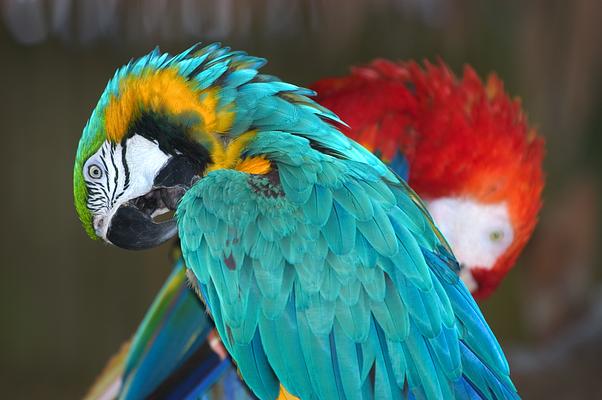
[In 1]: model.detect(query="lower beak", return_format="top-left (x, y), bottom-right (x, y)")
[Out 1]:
top-left (106, 155), bottom-right (199, 250)
top-left (459, 265), bottom-right (478, 293)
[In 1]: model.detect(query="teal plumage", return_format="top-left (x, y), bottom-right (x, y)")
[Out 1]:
top-left (168, 44), bottom-right (518, 399)
top-left (79, 44), bottom-right (518, 400)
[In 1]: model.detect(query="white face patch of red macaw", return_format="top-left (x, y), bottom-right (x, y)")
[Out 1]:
top-left (425, 197), bottom-right (514, 292)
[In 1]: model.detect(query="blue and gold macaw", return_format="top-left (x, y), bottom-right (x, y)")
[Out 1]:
top-left (74, 44), bottom-right (518, 400)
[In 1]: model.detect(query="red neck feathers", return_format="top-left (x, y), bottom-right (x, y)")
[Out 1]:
top-left (312, 59), bottom-right (545, 298)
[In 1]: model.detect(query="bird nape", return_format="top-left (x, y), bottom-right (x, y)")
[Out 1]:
top-left (75, 44), bottom-right (521, 400)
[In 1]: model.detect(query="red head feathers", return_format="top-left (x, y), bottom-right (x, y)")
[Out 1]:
top-left (312, 59), bottom-right (545, 299)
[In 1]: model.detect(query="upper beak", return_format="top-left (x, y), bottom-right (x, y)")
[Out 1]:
top-left (106, 155), bottom-right (199, 250)
top-left (106, 205), bottom-right (178, 250)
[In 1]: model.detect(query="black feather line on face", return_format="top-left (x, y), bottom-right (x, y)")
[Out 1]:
top-left (124, 112), bottom-right (212, 175)
top-left (109, 145), bottom-right (119, 205)
top-left (121, 143), bottom-right (130, 191)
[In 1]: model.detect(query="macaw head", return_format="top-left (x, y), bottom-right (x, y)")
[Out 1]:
top-left (73, 44), bottom-right (269, 249)
top-left (313, 60), bottom-right (545, 298)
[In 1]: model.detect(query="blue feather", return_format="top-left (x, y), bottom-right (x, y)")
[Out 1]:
top-left (257, 298), bottom-right (313, 398)
top-left (356, 202), bottom-right (398, 257)
top-left (389, 151), bottom-right (410, 181)
top-left (302, 184), bottom-right (333, 226)
top-left (370, 277), bottom-right (409, 341)
top-left (333, 181), bottom-right (374, 221)
top-left (323, 201), bottom-right (357, 255)
top-left (295, 306), bottom-right (341, 399)
top-left (195, 62), bottom-right (231, 90)
top-left (333, 321), bottom-right (363, 400)
top-left (228, 331), bottom-right (280, 400)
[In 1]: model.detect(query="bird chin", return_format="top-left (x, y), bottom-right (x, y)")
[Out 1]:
top-left (106, 155), bottom-right (199, 250)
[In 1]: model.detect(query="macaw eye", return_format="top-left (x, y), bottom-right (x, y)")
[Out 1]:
top-left (88, 164), bottom-right (103, 179)
top-left (489, 230), bottom-right (504, 242)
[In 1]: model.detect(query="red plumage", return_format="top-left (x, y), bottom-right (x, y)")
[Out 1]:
top-left (312, 59), bottom-right (545, 299)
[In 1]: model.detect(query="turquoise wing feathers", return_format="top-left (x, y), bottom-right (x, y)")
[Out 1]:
top-left (93, 258), bottom-right (254, 400)
top-left (115, 259), bottom-right (226, 400)
top-left (177, 129), bottom-right (518, 399)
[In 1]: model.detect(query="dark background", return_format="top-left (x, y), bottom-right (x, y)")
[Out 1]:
top-left (1, 1), bottom-right (600, 398)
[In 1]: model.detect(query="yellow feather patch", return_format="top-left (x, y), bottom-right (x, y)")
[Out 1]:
top-left (276, 385), bottom-right (300, 400)
top-left (103, 68), bottom-right (234, 150)
top-left (235, 156), bottom-right (272, 175)
top-left (207, 130), bottom-right (264, 173)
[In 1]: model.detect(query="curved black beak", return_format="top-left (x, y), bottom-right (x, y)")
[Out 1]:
top-left (106, 155), bottom-right (200, 250)
top-left (107, 205), bottom-right (178, 250)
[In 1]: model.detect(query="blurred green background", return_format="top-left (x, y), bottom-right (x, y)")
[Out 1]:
top-left (1, 0), bottom-right (600, 398)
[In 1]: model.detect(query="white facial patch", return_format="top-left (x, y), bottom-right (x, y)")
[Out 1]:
top-left (425, 197), bottom-right (514, 271)
top-left (83, 135), bottom-right (170, 238)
